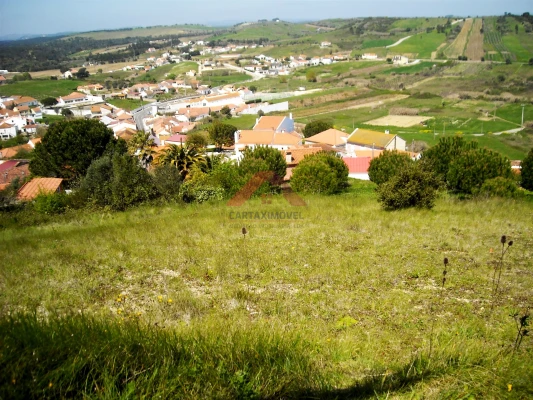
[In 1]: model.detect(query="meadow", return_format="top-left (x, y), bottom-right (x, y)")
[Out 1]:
top-left (0, 79), bottom-right (85, 100)
top-left (1, 183), bottom-right (532, 398)
top-left (385, 31), bottom-right (447, 59)
top-left (67, 25), bottom-right (212, 40)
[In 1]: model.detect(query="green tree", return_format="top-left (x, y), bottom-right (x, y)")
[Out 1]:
top-left (220, 106), bottom-right (232, 118)
top-left (519, 148), bottom-right (533, 191)
top-left (76, 68), bottom-right (90, 79)
top-left (127, 131), bottom-right (156, 168)
top-left (186, 131), bottom-right (209, 149)
top-left (377, 165), bottom-right (440, 210)
top-left (111, 154), bottom-right (156, 210)
top-left (30, 119), bottom-right (117, 181)
top-left (447, 148), bottom-right (512, 194)
top-left (249, 85), bottom-right (257, 93)
top-left (156, 144), bottom-right (206, 180)
top-left (303, 120), bottom-right (333, 138)
top-left (208, 122), bottom-right (237, 148)
top-left (291, 152), bottom-right (348, 194)
top-left (41, 97), bottom-right (58, 107)
top-left (368, 150), bottom-right (415, 185)
top-left (419, 136), bottom-right (478, 186)
top-left (306, 70), bottom-right (317, 82)
top-left (239, 145), bottom-right (287, 181)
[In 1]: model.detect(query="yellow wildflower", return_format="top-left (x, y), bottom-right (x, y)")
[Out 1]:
top-left (49, 382), bottom-right (53, 388)
top-left (168, 299), bottom-right (173, 304)
top-left (507, 384), bottom-right (512, 392)
top-left (158, 296), bottom-right (163, 302)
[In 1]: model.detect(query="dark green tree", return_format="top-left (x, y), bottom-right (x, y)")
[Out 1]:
top-left (447, 148), bottom-right (512, 194)
top-left (41, 97), bottom-right (58, 107)
top-left (419, 136), bottom-right (478, 186)
top-left (239, 145), bottom-right (287, 180)
top-left (208, 122), bottom-right (237, 148)
top-left (377, 165), bottom-right (440, 210)
top-left (303, 120), bottom-right (333, 138)
top-left (368, 150), bottom-right (414, 185)
top-left (76, 68), bottom-right (90, 79)
top-left (156, 144), bottom-right (206, 180)
top-left (291, 151), bottom-right (348, 194)
top-left (29, 119), bottom-right (117, 181)
top-left (186, 131), bottom-right (209, 149)
top-left (520, 148), bottom-right (533, 191)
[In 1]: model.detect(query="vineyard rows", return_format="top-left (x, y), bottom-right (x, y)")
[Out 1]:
top-left (483, 20), bottom-right (516, 61)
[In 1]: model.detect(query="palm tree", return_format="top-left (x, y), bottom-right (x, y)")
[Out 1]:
top-left (128, 131), bottom-right (156, 169)
top-left (156, 144), bottom-right (206, 180)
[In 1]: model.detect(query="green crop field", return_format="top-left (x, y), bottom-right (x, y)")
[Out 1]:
top-left (107, 98), bottom-right (145, 111)
top-left (1, 186), bottom-right (532, 398)
top-left (0, 79), bottom-right (85, 100)
top-left (361, 39), bottom-right (395, 49)
top-left (200, 71), bottom-right (250, 86)
top-left (390, 17), bottom-right (450, 31)
top-left (388, 31), bottom-right (447, 58)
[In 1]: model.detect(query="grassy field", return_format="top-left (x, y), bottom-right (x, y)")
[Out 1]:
top-left (1, 185), bottom-right (532, 397)
top-left (67, 25), bottom-right (213, 40)
top-left (388, 31), bottom-right (447, 59)
top-left (200, 71), bottom-right (250, 86)
top-left (390, 17), bottom-right (450, 31)
top-left (212, 22), bottom-right (315, 42)
top-left (0, 79), bottom-right (85, 100)
top-left (107, 98), bottom-right (145, 111)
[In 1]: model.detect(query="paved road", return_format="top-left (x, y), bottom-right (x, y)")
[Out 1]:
top-left (386, 36), bottom-right (412, 48)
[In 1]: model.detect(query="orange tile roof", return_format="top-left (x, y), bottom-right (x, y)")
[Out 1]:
top-left (60, 92), bottom-right (87, 101)
top-left (14, 96), bottom-right (37, 105)
top-left (282, 147), bottom-right (323, 164)
top-left (18, 178), bottom-right (63, 201)
top-left (0, 144), bottom-right (32, 159)
top-left (305, 129), bottom-right (348, 146)
top-left (0, 122), bottom-right (15, 129)
top-left (238, 130), bottom-right (301, 146)
top-left (254, 116), bottom-right (285, 131)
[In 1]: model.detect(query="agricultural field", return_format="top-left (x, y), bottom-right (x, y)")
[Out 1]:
top-left (465, 19), bottom-right (484, 61)
top-left (1, 188), bottom-right (532, 398)
top-left (365, 115), bottom-right (432, 127)
top-left (444, 18), bottom-right (473, 59)
top-left (200, 71), bottom-right (250, 86)
top-left (212, 22), bottom-right (315, 42)
top-left (0, 79), bottom-right (85, 100)
top-left (390, 17), bottom-right (451, 31)
top-left (106, 98), bottom-right (146, 111)
top-left (386, 31), bottom-right (447, 59)
top-left (67, 25), bottom-right (213, 40)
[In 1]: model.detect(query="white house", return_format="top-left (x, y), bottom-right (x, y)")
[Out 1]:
top-left (320, 41), bottom-right (332, 47)
top-left (0, 122), bottom-right (17, 139)
top-left (362, 53), bottom-right (379, 60)
top-left (392, 55), bottom-right (409, 65)
top-left (56, 92), bottom-right (89, 106)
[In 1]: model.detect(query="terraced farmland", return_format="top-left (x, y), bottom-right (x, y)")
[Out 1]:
top-left (465, 19), bottom-right (484, 61)
top-left (444, 18), bottom-right (473, 58)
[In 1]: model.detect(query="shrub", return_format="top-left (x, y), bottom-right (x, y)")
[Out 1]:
top-left (210, 160), bottom-right (246, 197)
top-left (33, 192), bottom-right (69, 215)
top-left (520, 148), bottom-right (533, 191)
top-left (368, 150), bottom-right (414, 185)
top-left (110, 154), bottom-right (156, 211)
top-left (302, 120), bottom-right (333, 138)
top-left (477, 177), bottom-right (519, 198)
top-left (291, 152), bottom-right (348, 195)
top-left (447, 148), bottom-right (512, 194)
top-left (80, 154), bottom-right (156, 210)
top-left (152, 164), bottom-right (183, 201)
top-left (239, 146), bottom-right (287, 181)
top-left (377, 166), bottom-right (440, 210)
top-left (419, 136), bottom-right (478, 185)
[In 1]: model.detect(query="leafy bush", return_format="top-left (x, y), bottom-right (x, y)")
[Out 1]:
top-left (377, 166), bottom-right (440, 210)
top-left (368, 150), bottom-right (414, 185)
top-left (152, 164), bottom-right (183, 201)
top-left (447, 148), bottom-right (512, 194)
top-left (477, 177), bottom-right (519, 198)
top-left (210, 160), bottom-right (246, 198)
top-left (303, 120), bottom-right (333, 138)
top-left (239, 146), bottom-right (287, 181)
top-left (80, 154), bottom-right (156, 210)
top-left (291, 152), bottom-right (348, 195)
top-left (419, 136), bottom-right (478, 185)
top-left (520, 148), bottom-right (533, 191)
top-left (33, 192), bottom-right (69, 215)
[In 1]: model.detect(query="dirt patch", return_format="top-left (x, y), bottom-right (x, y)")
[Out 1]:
top-left (365, 115), bottom-right (433, 127)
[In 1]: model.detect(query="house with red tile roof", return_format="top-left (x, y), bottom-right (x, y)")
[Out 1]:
top-left (305, 128), bottom-right (348, 148)
top-left (343, 157), bottom-right (372, 180)
top-left (17, 178), bottom-right (64, 201)
top-left (0, 121), bottom-right (17, 139)
top-left (56, 92), bottom-right (89, 106)
top-left (0, 160), bottom-right (30, 190)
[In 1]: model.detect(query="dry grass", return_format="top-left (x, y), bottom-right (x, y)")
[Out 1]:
top-left (366, 115), bottom-right (433, 127)
top-left (445, 19), bottom-right (473, 58)
top-left (465, 19), bottom-right (485, 61)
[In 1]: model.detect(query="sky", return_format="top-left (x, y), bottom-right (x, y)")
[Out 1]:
top-left (0, 0), bottom-right (531, 36)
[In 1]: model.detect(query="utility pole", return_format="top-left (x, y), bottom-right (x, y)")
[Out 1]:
top-left (521, 104), bottom-right (525, 127)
